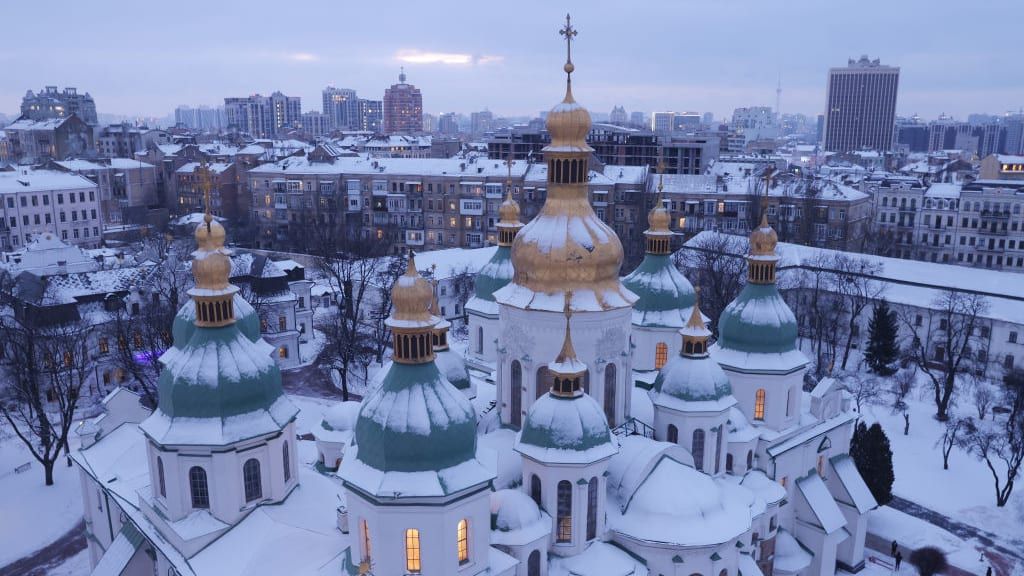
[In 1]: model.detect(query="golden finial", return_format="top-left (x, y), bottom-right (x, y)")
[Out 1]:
top-left (505, 151), bottom-right (514, 197)
top-left (559, 13), bottom-right (577, 82)
top-left (656, 160), bottom-right (665, 202)
top-left (199, 160), bottom-right (213, 227)
top-left (555, 290), bottom-right (578, 364)
top-left (686, 287), bottom-right (704, 329)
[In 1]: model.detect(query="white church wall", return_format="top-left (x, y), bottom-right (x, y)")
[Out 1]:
top-left (467, 310), bottom-right (500, 365)
top-left (630, 325), bottom-right (681, 372)
top-left (721, 368), bottom-right (804, 432)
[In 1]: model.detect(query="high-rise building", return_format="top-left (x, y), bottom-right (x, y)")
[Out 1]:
top-left (322, 86), bottom-right (358, 130)
top-left (20, 86), bottom-right (98, 125)
top-left (357, 99), bottom-right (383, 133)
top-left (174, 105), bottom-right (226, 132)
top-left (609, 105), bottom-right (627, 125)
top-left (470, 110), bottom-right (494, 135)
top-left (301, 111), bottom-right (331, 138)
top-left (629, 111), bottom-right (645, 128)
top-left (651, 112), bottom-right (675, 133)
top-left (383, 69), bottom-right (423, 134)
top-left (823, 56), bottom-right (899, 152)
top-left (438, 112), bottom-right (459, 135)
top-left (224, 92), bottom-right (301, 138)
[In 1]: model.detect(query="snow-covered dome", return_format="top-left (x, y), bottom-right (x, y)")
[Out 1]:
top-left (491, 489), bottom-right (543, 533)
top-left (610, 456), bottom-right (751, 546)
top-left (740, 469), bottom-right (788, 505)
top-left (468, 245), bottom-right (514, 306)
top-left (354, 362), bottom-right (477, 473)
top-left (516, 391), bottom-right (617, 463)
top-left (652, 352), bottom-right (733, 405)
top-left (321, 401), bottom-right (361, 432)
top-left (716, 283), bottom-right (798, 354)
top-left (434, 347), bottom-right (471, 391)
top-left (621, 253), bottom-right (696, 328)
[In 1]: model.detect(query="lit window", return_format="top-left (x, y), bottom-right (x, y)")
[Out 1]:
top-left (279, 347), bottom-right (288, 359)
top-left (405, 528), bottom-right (421, 573)
top-left (457, 519), bottom-right (469, 564)
top-left (98, 338), bottom-right (109, 354)
top-left (654, 342), bottom-right (668, 369)
top-left (557, 480), bottom-right (572, 543)
top-left (361, 519), bottom-right (372, 563)
top-left (754, 389), bottom-right (766, 421)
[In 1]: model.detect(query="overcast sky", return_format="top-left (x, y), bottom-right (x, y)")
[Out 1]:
top-left (1, 0), bottom-right (1020, 121)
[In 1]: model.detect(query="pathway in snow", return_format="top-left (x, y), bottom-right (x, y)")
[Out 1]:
top-left (889, 495), bottom-right (1022, 571)
top-left (0, 519), bottom-right (85, 576)
top-left (281, 362), bottom-right (358, 400)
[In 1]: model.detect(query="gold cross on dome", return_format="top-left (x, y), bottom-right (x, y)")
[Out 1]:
top-left (559, 13), bottom-right (577, 65)
top-left (505, 152), bottom-right (514, 186)
top-left (199, 160), bottom-right (213, 224)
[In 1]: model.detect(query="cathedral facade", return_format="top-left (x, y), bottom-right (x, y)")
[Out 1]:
top-left (74, 16), bottom-right (874, 576)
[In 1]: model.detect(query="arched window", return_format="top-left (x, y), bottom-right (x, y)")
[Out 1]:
top-left (715, 426), bottom-right (724, 474)
top-left (786, 386), bottom-right (794, 417)
top-left (243, 458), bottom-right (262, 502)
top-left (586, 477), bottom-right (598, 540)
top-left (536, 366), bottom-right (550, 399)
top-left (746, 450), bottom-right (754, 470)
top-left (511, 360), bottom-right (523, 429)
top-left (692, 429), bottom-right (706, 471)
top-left (528, 550), bottom-right (541, 576)
top-left (282, 442), bottom-right (291, 482)
top-left (157, 456), bottom-right (166, 498)
top-left (457, 518), bottom-right (469, 565)
top-left (557, 480), bottom-right (572, 543)
top-left (603, 363), bottom-right (616, 427)
top-left (667, 424), bottom-right (678, 444)
top-left (476, 326), bottom-right (483, 354)
top-left (726, 453), bottom-right (734, 473)
top-left (655, 342), bottom-right (669, 369)
top-left (531, 474), bottom-right (542, 508)
top-left (189, 466), bottom-right (209, 509)
top-left (769, 516), bottom-right (777, 531)
top-left (361, 519), bottom-right (372, 562)
top-left (720, 569), bottom-right (728, 576)
top-left (405, 528), bottom-right (421, 573)
top-left (754, 388), bottom-right (766, 421)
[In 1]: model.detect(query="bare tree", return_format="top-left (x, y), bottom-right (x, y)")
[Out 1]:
top-left (963, 369), bottom-right (1024, 506)
top-left (829, 254), bottom-right (886, 370)
top-left (676, 233), bottom-right (746, 334)
top-left (901, 290), bottom-right (990, 420)
top-left (971, 378), bottom-right (996, 421)
top-left (937, 416), bottom-right (970, 470)
top-left (0, 309), bottom-right (94, 485)
top-left (107, 297), bottom-right (174, 408)
top-left (367, 255), bottom-right (404, 365)
top-left (446, 265), bottom-right (476, 338)
top-left (841, 375), bottom-right (883, 415)
top-left (890, 368), bottom-right (916, 411)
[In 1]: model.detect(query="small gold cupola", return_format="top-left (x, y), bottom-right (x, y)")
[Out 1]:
top-left (548, 293), bottom-right (587, 397)
top-left (679, 288), bottom-right (711, 357)
top-left (645, 163), bottom-right (673, 255)
top-left (190, 161), bottom-right (238, 328)
top-left (387, 252), bottom-right (438, 364)
top-left (429, 271), bottom-right (451, 352)
top-left (498, 154), bottom-right (524, 246)
top-left (748, 168), bottom-right (780, 285)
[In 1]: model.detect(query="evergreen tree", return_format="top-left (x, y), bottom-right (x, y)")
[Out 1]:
top-left (865, 300), bottom-right (899, 376)
top-left (850, 422), bottom-right (895, 505)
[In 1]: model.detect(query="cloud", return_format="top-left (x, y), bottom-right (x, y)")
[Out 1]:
top-left (285, 52), bottom-right (319, 62)
top-left (395, 49), bottom-right (503, 66)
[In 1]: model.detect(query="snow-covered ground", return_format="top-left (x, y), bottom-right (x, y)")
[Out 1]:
top-left (296, 328), bottom-right (327, 367)
top-left (0, 423), bottom-right (83, 568)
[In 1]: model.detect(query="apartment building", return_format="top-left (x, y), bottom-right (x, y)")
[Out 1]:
top-left (173, 162), bottom-right (241, 220)
top-left (0, 168), bottom-right (103, 249)
top-left (867, 176), bottom-right (1024, 270)
top-left (4, 115), bottom-right (93, 162)
top-left (246, 155), bottom-right (651, 264)
top-left (980, 154), bottom-right (1024, 180)
top-left (50, 158), bottom-right (158, 225)
top-left (96, 124), bottom-right (171, 158)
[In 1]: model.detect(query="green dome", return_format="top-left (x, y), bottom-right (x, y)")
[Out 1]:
top-left (653, 354), bottom-right (732, 403)
top-left (472, 245), bottom-right (514, 303)
top-left (155, 324), bottom-right (284, 419)
top-left (354, 362), bottom-right (477, 473)
top-left (517, 392), bottom-right (616, 461)
top-left (171, 295), bottom-right (262, 345)
top-left (716, 283), bottom-right (798, 354)
top-left (621, 254), bottom-right (696, 328)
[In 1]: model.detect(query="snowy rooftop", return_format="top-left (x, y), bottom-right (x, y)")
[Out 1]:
top-left (250, 155), bottom-right (530, 179)
top-left (176, 161), bottom-right (232, 175)
top-left (0, 168), bottom-right (97, 194)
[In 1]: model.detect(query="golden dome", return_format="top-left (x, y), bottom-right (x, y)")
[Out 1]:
top-left (390, 252), bottom-right (434, 325)
top-left (546, 85), bottom-right (592, 151)
top-left (749, 212), bottom-right (778, 257)
top-left (192, 215), bottom-right (231, 291)
top-left (499, 188), bottom-right (521, 223)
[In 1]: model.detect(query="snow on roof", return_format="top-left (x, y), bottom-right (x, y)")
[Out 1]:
top-left (413, 245), bottom-right (498, 279)
top-left (5, 117), bottom-right (72, 131)
top-left (249, 154), bottom-right (531, 179)
top-left (0, 168), bottom-right (97, 194)
top-left (489, 489), bottom-right (551, 546)
top-left (606, 435), bottom-right (694, 512)
top-left (740, 469), bottom-right (787, 504)
top-left (774, 529), bottom-right (813, 573)
top-left (174, 212), bottom-right (226, 226)
top-left (549, 541), bottom-right (649, 576)
top-left (338, 444), bottom-right (495, 499)
top-left (176, 161), bottom-right (232, 174)
top-left (766, 411), bottom-right (855, 458)
top-left (924, 182), bottom-right (961, 198)
top-left (829, 454), bottom-right (877, 513)
top-left (796, 473), bottom-right (846, 534)
top-left (994, 154), bottom-right (1024, 164)
top-left (739, 552), bottom-right (765, 576)
top-left (35, 266), bottom-right (146, 305)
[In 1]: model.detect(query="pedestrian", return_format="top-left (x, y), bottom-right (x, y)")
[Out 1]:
top-left (891, 539), bottom-right (898, 557)
top-left (895, 551), bottom-right (903, 572)
top-left (987, 566), bottom-right (993, 576)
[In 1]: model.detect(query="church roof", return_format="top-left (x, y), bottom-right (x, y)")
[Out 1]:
top-left (489, 489), bottom-right (551, 546)
top-left (716, 283), bottom-right (798, 355)
top-left (434, 347), bottom-right (471, 391)
top-left (467, 245), bottom-right (513, 310)
top-left (621, 253), bottom-right (697, 328)
top-left (516, 392), bottom-right (616, 463)
top-left (651, 353), bottom-right (735, 410)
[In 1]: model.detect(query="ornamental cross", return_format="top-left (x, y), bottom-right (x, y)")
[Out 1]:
top-left (505, 151), bottom-right (514, 187)
top-left (761, 167), bottom-right (775, 210)
top-left (199, 160), bottom-right (213, 223)
top-left (559, 13), bottom-right (577, 65)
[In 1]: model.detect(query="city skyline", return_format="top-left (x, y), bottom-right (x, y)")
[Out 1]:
top-left (1, 0), bottom-right (1022, 122)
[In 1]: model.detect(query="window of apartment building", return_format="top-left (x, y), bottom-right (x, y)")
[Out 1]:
top-left (1010, 331), bottom-right (1018, 344)
top-left (839, 209), bottom-right (846, 221)
top-left (84, 228), bottom-right (89, 238)
top-left (79, 192), bottom-right (85, 202)
top-left (19, 196), bottom-right (26, 207)
top-left (33, 215), bottom-right (39, 225)
top-left (42, 195), bottom-right (49, 206)
top-left (61, 230), bottom-right (67, 240)
top-left (73, 229), bottom-right (79, 239)
top-left (71, 212), bottom-right (77, 222)
top-left (8, 217), bottom-right (15, 228)
top-left (89, 191), bottom-right (95, 201)
top-left (22, 215), bottom-right (28, 226)
top-left (449, 217), bottom-right (457, 228)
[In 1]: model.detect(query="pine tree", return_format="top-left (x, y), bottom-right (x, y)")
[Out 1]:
top-left (864, 423), bottom-right (894, 505)
top-left (865, 300), bottom-right (899, 376)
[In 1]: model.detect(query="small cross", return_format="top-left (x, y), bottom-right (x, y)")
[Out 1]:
top-left (505, 152), bottom-right (514, 186)
top-left (559, 13), bottom-right (577, 65)
top-left (199, 160), bottom-right (213, 222)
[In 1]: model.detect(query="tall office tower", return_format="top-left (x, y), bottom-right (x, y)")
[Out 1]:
top-left (175, 105), bottom-right (226, 131)
top-left (224, 92), bottom-right (301, 137)
top-left (651, 112), bottom-right (675, 133)
top-left (322, 86), bottom-right (358, 130)
top-left (20, 86), bottom-right (98, 125)
top-left (438, 112), bottom-right (459, 135)
top-left (470, 110), bottom-right (494, 135)
top-left (609, 105), bottom-right (627, 125)
top-left (383, 68), bottom-right (423, 134)
top-left (823, 56), bottom-right (899, 152)
top-left (357, 99), bottom-right (383, 132)
top-left (629, 111), bottom-right (645, 128)
top-left (1004, 114), bottom-right (1024, 155)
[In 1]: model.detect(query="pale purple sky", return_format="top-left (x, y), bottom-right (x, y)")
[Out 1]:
top-left (1, 0), bottom-right (1020, 121)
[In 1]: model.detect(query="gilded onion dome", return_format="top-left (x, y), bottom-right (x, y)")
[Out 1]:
top-left (387, 252), bottom-right (435, 330)
top-left (497, 15), bottom-right (635, 312)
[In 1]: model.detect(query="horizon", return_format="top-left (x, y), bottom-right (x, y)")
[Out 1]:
top-left (1, 0), bottom-right (1022, 122)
